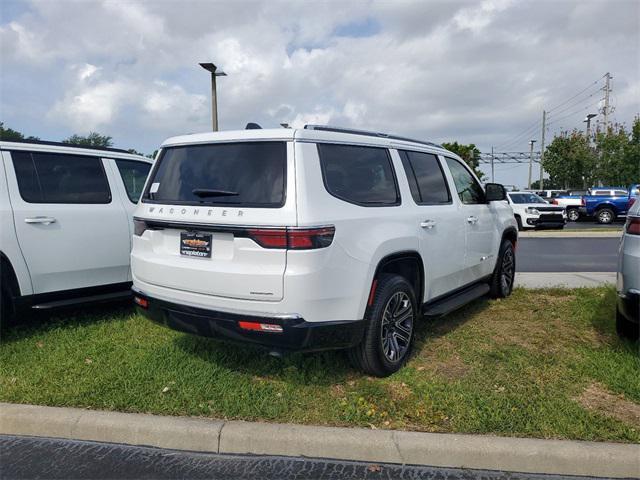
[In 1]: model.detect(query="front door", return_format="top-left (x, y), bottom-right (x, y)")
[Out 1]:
top-left (444, 157), bottom-right (496, 284)
top-left (4, 149), bottom-right (130, 294)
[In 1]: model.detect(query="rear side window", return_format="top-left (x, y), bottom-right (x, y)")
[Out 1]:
top-left (144, 142), bottom-right (286, 207)
top-left (11, 151), bottom-right (111, 204)
top-left (614, 190), bottom-right (628, 196)
top-left (115, 160), bottom-right (151, 203)
top-left (317, 144), bottom-right (399, 206)
top-left (399, 150), bottom-right (451, 205)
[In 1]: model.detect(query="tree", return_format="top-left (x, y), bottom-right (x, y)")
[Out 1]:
top-left (530, 179), bottom-right (564, 190)
top-left (594, 118), bottom-right (640, 187)
top-left (542, 131), bottom-right (597, 189)
top-left (441, 141), bottom-right (484, 180)
top-left (0, 122), bottom-right (39, 141)
top-left (62, 132), bottom-right (113, 148)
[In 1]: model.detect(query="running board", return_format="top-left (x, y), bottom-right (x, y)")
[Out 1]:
top-left (422, 283), bottom-right (490, 318)
top-left (31, 291), bottom-right (132, 310)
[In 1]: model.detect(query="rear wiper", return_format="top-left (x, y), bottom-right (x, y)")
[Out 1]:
top-left (192, 188), bottom-right (239, 198)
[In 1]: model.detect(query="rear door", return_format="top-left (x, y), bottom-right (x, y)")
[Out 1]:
top-left (132, 141), bottom-right (294, 301)
top-left (6, 150), bottom-right (131, 293)
top-left (397, 150), bottom-right (464, 300)
top-left (444, 157), bottom-right (497, 284)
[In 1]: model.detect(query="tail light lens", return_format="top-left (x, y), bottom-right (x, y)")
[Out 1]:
top-left (581, 197), bottom-right (586, 206)
top-left (626, 217), bottom-right (640, 235)
top-left (248, 226), bottom-right (335, 250)
top-left (133, 218), bottom-right (148, 236)
top-left (551, 199), bottom-right (558, 205)
top-left (628, 197), bottom-right (637, 209)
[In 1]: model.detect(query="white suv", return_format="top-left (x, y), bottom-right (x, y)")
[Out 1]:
top-left (131, 126), bottom-right (517, 376)
top-left (1, 140), bottom-right (152, 325)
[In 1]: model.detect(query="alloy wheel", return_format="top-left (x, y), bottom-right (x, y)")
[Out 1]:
top-left (599, 210), bottom-right (612, 223)
top-left (381, 292), bottom-right (414, 362)
top-left (500, 246), bottom-right (515, 294)
top-left (567, 210), bottom-right (579, 222)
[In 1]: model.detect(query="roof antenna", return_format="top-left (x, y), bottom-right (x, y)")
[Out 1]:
top-left (245, 122), bottom-right (262, 130)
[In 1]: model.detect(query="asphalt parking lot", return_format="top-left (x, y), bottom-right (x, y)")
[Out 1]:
top-left (517, 237), bottom-right (618, 272)
top-left (0, 435), bottom-right (583, 480)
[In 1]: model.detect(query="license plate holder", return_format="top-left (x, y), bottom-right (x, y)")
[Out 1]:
top-left (180, 232), bottom-right (212, 258)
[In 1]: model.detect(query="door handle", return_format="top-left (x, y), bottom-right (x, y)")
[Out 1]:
top-left (25, 216), bottom-right (57, 225)
top-left (466, 216), bottom-right (478, 225)
top-left (420, 220), bottom-right (436, 229)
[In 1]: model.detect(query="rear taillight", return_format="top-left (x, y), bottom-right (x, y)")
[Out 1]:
top-left (247, 226), bottom-right (335, 250)
top-left (628, 197), bottom-right (637, 209)
top-left (626, 217), bottom-right (640, 235)
top-left (133, 218), bottom-right (147, 236)
top-left (581, 197), bottom-right (586, 206)
top-left (551, 199), bottom-right (558, 205)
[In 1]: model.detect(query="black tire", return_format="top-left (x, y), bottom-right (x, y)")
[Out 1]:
top-left (616, 307), bottom-right (639, 341)
top-left (0, 284), bottom-right (16, 331)
top-left (348, 274), bottom-right (417, 377)
top-left (489, 239), bottom-right (516, 299)
top-left (515, 215), bottom-right (523, 231)
top-left (596, 208), bottom-right (615, 224)
top-left (567, 208), bottom-right (580, 222)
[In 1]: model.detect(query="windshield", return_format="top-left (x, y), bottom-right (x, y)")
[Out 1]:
top-left (144, 142), bottom-right (286, 207)
top-left (509, 193), bottom-right (546, 204)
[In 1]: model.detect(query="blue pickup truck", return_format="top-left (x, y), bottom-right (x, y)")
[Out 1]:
top-left (580, 185), bottom-right (640, 224)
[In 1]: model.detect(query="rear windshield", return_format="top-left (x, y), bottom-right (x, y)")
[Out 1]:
top-left (143, 142), bottom-right (286, 207)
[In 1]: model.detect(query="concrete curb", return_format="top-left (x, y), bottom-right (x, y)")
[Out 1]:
top-left (515, 272), bottom-right (616, 289)
top-left (519, 230), bottom-right (621, 238)
top-left (1, 403), bottom-right (638, 478)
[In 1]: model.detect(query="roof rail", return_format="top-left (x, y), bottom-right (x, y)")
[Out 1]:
top-left (0, 138), bottom-right (133, 154)
top-left (303, 124), bottom-right (443, 149)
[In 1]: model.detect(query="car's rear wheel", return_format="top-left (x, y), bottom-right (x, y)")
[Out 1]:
top-left (567, 208), bottom-right (580, 222)
top-left (0, 283), bottom-right (16, 330)
top-left (348, 274), bottom-right (416, 377)
top-left (596, 208), bottom-right (614, 224)
top-left (489, 239), bottom-right (516, 298)
top-left (616, 306), bottom-right (639, 341)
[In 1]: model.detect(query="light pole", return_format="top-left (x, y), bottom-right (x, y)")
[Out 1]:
top-left (199, 63), bottom-right (227, 131)
top-left (527, 139), bottom-right (536, 190)
top-left (584, 113), bottom-right (597, 143)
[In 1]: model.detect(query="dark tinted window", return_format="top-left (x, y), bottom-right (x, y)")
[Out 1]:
top-left (115, 160), bottom-right (151, 203)
top-left (509, 193), bottom-right (546, 204)
top-left (400, 150), bottom-right (450, 205)
top-left (445, 157), bottom-right (485, 204)
top-left (11, 151), bottom-right (111, 204)
top-left (145, 142), bottom-right (286, 207)
top-left (317, 144), bottom-right (399, 206)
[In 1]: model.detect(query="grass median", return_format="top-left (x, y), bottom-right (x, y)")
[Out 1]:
top-left (1, 287), bottom-right (638, 443)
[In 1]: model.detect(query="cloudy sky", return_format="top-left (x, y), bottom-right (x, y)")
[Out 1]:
top-left (1, 0), bottom-right (638, 186)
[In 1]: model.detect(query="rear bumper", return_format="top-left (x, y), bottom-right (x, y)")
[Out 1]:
top-left (617, 290), bottom-right (639, 324)
top-left (133, 289), bottom-right (366, 352)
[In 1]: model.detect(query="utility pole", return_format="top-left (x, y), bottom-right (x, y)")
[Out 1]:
top-left (527, 139), bottom-right (536, 190)
top-left (539, 110), bottom-right (546, 190)
top-left (491, 146), bottom-right (495, 183)
top-left (602, 72), bottom-right (612, 132)
top-left (584, 113), bottom-right (597, 142)
top-left (199, 63), bottom-right (227, 131)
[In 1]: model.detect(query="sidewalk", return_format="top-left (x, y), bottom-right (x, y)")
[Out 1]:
top-left (515, 272), bottom-right (616, 288)
top-left (1, 403), bottom-right (638, 478)
top-left (519, 230), bottom-right (621, 238)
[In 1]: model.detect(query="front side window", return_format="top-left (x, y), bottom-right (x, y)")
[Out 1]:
top-left (144, 142), bottom-right (286, 207)
top-left (399, 150), bottom-right (451, 205)
top-left (317, 143), bottom-right (399, 206)
top-left (11, 151), bottom-right (111, 204)
top-left (444, 157), bottom-right (485, 205)
top-left (115, 160), bottom-right (151, 203)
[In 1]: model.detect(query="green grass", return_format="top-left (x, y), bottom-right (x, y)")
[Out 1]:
top-left (1, 287), bottom-right (638, 442)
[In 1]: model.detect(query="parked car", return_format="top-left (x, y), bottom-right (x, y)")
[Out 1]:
top-left (581, 185), bottom-right (640, 224)
top-left (532, 189), bottom-right (569, 200)
top-left (552, 190), bottom-right (588, 222)
top-left (616, 197), bottom-right (639, 340)
top-left (0, 140), bottom-right (153, 325)
top-left (506, 191), bottom-right (566, 230)
top-left (131, 125), bottom-right (517, 376)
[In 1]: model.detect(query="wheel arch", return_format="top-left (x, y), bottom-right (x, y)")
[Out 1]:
top-left (369, 251), bottom-right (425, 313)
top-left (1, 251), bottom-right (21, 301)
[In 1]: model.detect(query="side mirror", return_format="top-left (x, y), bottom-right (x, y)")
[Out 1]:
top-left (485, 183), bottom-right (507, 202)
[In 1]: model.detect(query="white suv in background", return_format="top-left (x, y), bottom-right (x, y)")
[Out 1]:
top-left (507, 191), bottom-right (566, 230)
top-left (131, 126), bottom-right (517, 376)
top-left (1, 140), bottom-right (152, 325)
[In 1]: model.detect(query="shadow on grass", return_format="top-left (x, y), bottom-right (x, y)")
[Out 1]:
top-left (587, 287), bottom-right (639, 354)
top-left (173, 333), bottom-right (355, 386)
top-left (0, 301), bottom-right (133, 344)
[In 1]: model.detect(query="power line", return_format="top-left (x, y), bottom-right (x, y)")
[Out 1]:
top-left (547, 74), bottom-right (606, 113)
top-left (546, 98), bottom-right (602, 128)
top-left (546, 85), bottom-right (601, 119)
top-left (495, 121), bottom-right (541, 151)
